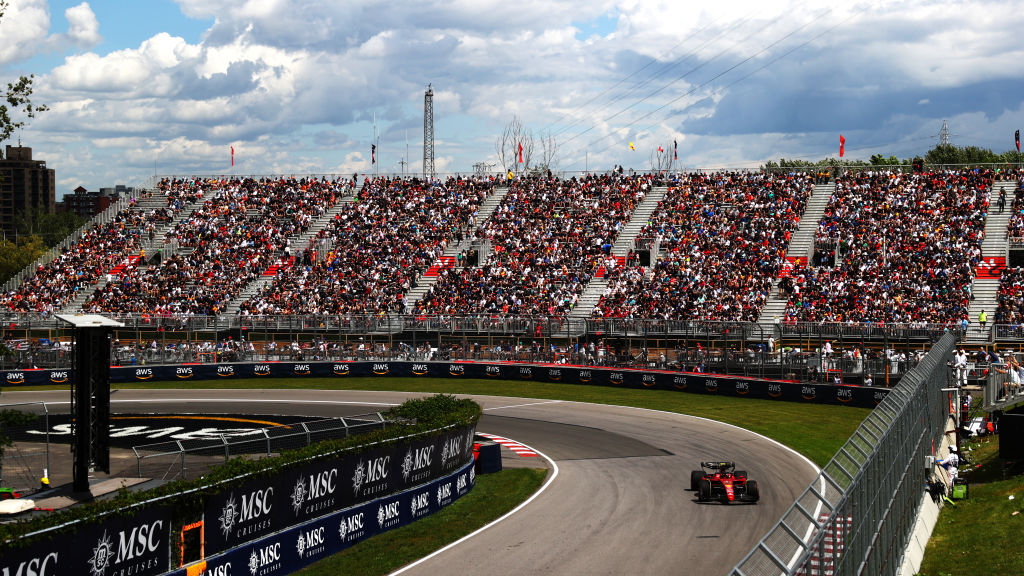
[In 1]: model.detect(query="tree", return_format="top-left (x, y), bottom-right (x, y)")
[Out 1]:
top-left (0, 236), bottom-right (44, 285)
top-left (13, 205), bottom-right (85, 247)
top-left (0, 1), bottom-right (48, 158)
top-left (649, 144), bottom-right (675, 173)
top-left (535, 130), bottom-right (559, 174)
top-left (495, 115), bottom-right (534, 174)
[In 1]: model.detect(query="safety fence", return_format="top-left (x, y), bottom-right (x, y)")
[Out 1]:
top-left (0, 401), bottom-right (51, 495)
top-left (731, 332), bottom-right (954, 576)
top-left (131, 412), bottom-right (392, 482)
top-left (2, 315), bottom-right (950, 384)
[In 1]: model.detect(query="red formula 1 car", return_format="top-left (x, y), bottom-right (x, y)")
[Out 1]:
top-left (690, 461), bottom-right (760, 504)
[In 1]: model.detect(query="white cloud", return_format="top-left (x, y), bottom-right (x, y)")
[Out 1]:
top-left (12, 0), bottom-right (1024, 191)
top-left (0, 0), bottom-right (50, 66)
top-left (65, 3), bottom-right (101, 47)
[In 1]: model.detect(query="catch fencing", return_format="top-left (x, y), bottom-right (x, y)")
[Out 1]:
top-left (131, 412), bottom-right (392, 481)
top-left (731, 332), bottom-right (954, 576)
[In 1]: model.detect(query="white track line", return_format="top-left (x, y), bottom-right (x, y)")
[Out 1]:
top-left (389, 436), bottom-right (558, 576)
top-left (483, 400), bottom-right (563, 411)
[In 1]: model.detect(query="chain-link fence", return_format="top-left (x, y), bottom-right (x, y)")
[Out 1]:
top-left (731, 332), bottom-right (954, 576)
top-left (131, 412), bottom-right (393, 482)
top-left (0, 402), bottom-right (52, 495)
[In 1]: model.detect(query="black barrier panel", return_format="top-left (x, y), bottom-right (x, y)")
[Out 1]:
top-left (1, 505), bottom-right (170, 576)
top-left (171, 461), bottom-right (477, 576)
top-left (100, 361), bottom-right (889, 408)
top-left (204, 423), bottom-right (476, 555)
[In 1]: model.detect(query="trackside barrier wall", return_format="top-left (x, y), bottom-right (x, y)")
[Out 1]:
top-left (731, 333), bottom-right (954, 576)
top-left (170, 461), bottom-right (477, 576)
top-left (1, 361), bottom-right (890, 408)
top-left (0, 423), bottom-right (477, 576)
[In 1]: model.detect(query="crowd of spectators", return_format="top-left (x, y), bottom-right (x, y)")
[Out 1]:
top-left (82, 177), bottom-right (350, 315)
top-left (0, 206), bottom-right (175, 313)
top-left (237, 176), bottom-right (494, 315)
top-left (591, 171), bottom-right (812, 321)
top-left (411, 172), bottom-right (656, 318)
top-left (780, 169), bottom-right (991, 323)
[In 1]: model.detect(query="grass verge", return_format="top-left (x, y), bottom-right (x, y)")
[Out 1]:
top-left (295, 468), bottom-right (548, 576)
top-left (917, 435), bottom-right (1024, 576)
top-left (109, 376), bottom-right (871, 467)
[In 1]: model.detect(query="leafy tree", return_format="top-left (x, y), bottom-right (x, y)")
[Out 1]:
top-left (0, 1), bottom-right (48, 157)
top-left (14, 206), bottom-right (86, 247)
top-left (0, 233), bottom-right (45, 285)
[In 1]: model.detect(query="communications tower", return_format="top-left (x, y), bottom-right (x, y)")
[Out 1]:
top-left (423, 84), bottom-right (435, 180)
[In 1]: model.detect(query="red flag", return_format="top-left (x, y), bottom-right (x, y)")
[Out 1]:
top-left (1016, 129), bottom-right (1020, 152)
top-left (839, 134), bottom-right (845, 158)
top-left (230, 146), bottom-right (234, 166)
top-left (658, 146), bottom-right (663, 153)
top-left (371, 144), bottom-right (376, 164)
top-left (518, 142), bottom-right (523, 164)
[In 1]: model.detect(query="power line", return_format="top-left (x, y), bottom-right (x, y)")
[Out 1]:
top-left (575, 8), bottom-right (845, 165)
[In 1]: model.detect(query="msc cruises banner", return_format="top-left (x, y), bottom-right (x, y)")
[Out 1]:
top-left (171, 461), bottom-right (476, 576)
top-left (2, 361), bottom-right (889, 407)
top-left (204, 424), bottom-right (476, 555)
top-left (0, 505), bottom-right (170, 576)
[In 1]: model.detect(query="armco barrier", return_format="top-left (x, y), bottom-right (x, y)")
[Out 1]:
top-left (2, 361), bottom-right (889, 408)
top-left (170, 460), bottom-right (477, 576)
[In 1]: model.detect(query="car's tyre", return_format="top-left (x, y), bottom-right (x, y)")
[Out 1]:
top-left (745, 479), bottom-right (760, 502)
top-left (734, 470), bottom-right (748, 479)
top-left (698, 478), bottom-right (711, 502)
top-left (690, 470), bottom-right (705, 491)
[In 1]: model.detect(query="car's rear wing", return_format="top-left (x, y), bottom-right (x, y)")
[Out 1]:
top-left (700, 461), bottom-right (736, 470)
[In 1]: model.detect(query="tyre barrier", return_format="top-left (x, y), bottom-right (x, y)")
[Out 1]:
top-left (3, 361), bottom-right (889, 408)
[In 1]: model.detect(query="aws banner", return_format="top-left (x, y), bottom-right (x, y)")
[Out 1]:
top-left (4, 361), bottom-right (888, 407)
top-left (174, 461), bottom-right (476, 576)
top-left (0, 505), bottom-right (170, 576)
top-left (204, 424), bottom-right (476, 555)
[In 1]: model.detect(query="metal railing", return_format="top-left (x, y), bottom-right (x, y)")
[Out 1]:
top-left (0, 401), bottom-right (51, 495)
top-left (2, 188), bottom-right (151, 292)
top-left (131, 412), bottom-right (391, 481)
top-left (731, 332), bottom-right (954, 576)
top-left (981, 362), bottom-right (1024, 412)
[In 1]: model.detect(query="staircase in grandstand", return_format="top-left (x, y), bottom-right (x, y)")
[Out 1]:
top-left (403, 185), bottom-right (512, 310)
top-left (222, 197), bottom-right (355, 315)
top-left (59, 193), bottom-right (204, 314)
top-left (756, 182), bottom-right (835, 334)
top-left (964, 179), bottom-right (1017, 344)
top-left (568, 186), bottom-right (668, 322)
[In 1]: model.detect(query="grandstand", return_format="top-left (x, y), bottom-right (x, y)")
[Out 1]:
top-left (4, 165), bottom-right (1024, 384)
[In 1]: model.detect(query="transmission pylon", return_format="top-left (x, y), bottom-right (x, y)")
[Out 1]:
top-left (937, 120), bottom-right (952, 147)
top-left (423, 84), bottom-right (435, 180)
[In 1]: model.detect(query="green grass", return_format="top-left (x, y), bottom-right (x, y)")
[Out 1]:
top-left (294, 468), bottom-right (548, 576)
top-left (110, 376), bottom-right (871, 467)
top-left (917, 436), bottom-right (1024, 576)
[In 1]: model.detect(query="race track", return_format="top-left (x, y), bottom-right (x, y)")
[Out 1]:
top-left (4, 388), bottom-right (817, 575)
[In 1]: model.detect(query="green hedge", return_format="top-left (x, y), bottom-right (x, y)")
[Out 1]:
top-left (0, 394), bottom-right (481, 547)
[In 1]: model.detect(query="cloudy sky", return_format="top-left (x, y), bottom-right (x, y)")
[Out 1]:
top-left (2, 0), bottom-right (1023, 196)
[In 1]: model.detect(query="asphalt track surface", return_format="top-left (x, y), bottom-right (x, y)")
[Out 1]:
top-left (4, 388), bottom-right (818, 575)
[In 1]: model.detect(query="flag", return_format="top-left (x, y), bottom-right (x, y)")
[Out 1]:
top-left (629, 142), bottom-right (635, 151)
top-left (230, 146), bottom-right (234, 166)
top-left (658, 146), bottom-right (663, 153)
top-left (1017, 129), bottom-right (1020, 152)
top-left (371, 144), bottom-right (376, 164)
top-left (839, 134), bottom-right (845, 158)
top-left (518, 142), bottom-right (523, 163)
top-left (673, 140), bottom-right (677, 160)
